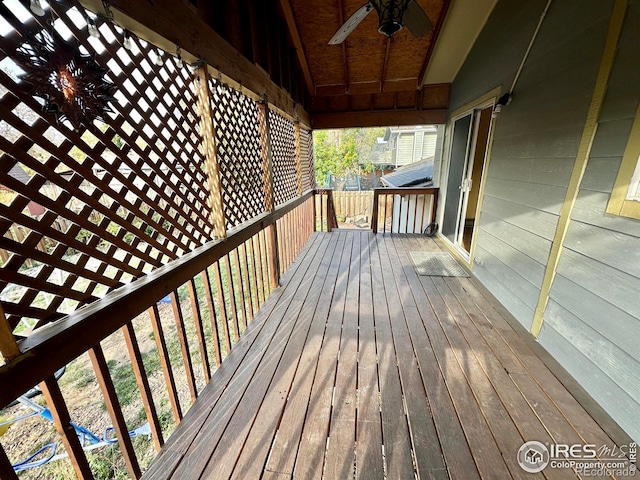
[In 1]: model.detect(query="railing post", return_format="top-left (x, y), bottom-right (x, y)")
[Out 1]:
top-left (212, 261), bottom-right (232, 353)
top-left (40, 376), bottom-right (94, 479)
top-left (148, 304), bottom-right (183, 423)
top-left (89, 345), bottom-right (142, 480)
top-left (266, 223), bottom-right (281, 289)
top-left (196, 65), bottom-right (227, 239)
top-left (258, 97), bottom-right (281, 287)
top-left (0, 444), bottom-right (18, 480)
top-left (121, 322), bottom-right (165, 451)
top-left (371, 189), bottom-right (379, 233)
top-left (326, 191), bottom-right (334, 232)
top-left (312, 190), bottom-right (317, 232)
top-left (169, 291), bottom-right (198, 403)
top-left (431, 188), bottom-right (439, 227)
top-left (200, 269), bottom-right (223, 366)
top-left (320, 189), bottom-right (338, 232)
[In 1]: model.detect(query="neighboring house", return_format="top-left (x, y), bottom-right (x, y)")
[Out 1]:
top-left (369, 137), bottom-right (392, 166)
top-left (374, 125), bottom-right (440, 168)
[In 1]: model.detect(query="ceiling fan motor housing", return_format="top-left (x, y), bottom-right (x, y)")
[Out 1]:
top-left (370, 0), bottom-right (412, 37)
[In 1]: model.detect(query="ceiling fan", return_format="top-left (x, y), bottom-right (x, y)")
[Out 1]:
top-left (328, 0), bottom-right (433, 45)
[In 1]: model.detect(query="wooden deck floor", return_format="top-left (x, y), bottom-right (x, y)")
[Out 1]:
top-left (143, 231), bottom-right (621, 480)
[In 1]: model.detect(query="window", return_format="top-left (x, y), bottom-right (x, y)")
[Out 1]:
top-left (607, 103), bottom-right (640, 219)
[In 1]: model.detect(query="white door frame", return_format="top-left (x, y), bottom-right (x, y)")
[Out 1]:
top-left (438, 92), bottom-right (498, 264)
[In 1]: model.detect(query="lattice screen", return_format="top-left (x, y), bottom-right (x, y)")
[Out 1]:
top-left (300, 128), bottom-right (314, 192)
top-left (0, 0), bottom-right (212, 330)
top-left (268, 109), bottom-right (297, 206)
top-left (209, 80), bottom-right (266, 228)
top-left (0, 0), bottom-right (313, 334)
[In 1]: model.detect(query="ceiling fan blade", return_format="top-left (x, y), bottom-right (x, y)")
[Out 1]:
top-left (403, 0), bottom-right (433, 38)
top-left (328, 3), bottom-right (374, 45)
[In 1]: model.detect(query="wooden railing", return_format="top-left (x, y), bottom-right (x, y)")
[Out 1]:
top-left (0, 192), bottom-right (315, 480)
top-left (314, 189), bottom-right (339, 232)
top-left (0, 1), bottom-right (320, 477)
top-left (371, 187), bottom-right (439, 234)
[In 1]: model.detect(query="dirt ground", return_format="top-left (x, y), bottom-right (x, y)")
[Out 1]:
top-left (0, 298), bottom-right (211, 480)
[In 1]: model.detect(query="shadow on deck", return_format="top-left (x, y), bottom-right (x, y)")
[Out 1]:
top-left (142, 231), bottom-right (622, 480)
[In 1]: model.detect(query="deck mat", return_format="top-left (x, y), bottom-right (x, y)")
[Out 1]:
top-left (409, 251), bottom-right (469, 277)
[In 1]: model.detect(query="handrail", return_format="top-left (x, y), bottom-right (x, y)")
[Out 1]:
top-left (371, 187), bottom-right (439, 234)
top-left (0, 190), bottom-right (314, 409)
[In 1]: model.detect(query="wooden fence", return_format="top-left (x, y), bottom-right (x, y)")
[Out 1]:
top-left (331, 191), bottom-right (374, 227)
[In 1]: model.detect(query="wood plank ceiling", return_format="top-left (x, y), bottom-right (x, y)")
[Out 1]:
top-left (82, 0), bottom-right (452, 128)
top-left (285, 0), bottom-right (452, 125)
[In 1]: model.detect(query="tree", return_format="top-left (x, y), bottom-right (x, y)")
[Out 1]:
top-left (313, 127), bottom-right (385, 185)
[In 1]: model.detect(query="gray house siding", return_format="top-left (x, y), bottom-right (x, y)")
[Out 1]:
top-left (539, 1), bottom-right (640, 442)
top-left (447, 0), bottom-right (640, 442)
top-left (449, 0), bottom-right (609, 330)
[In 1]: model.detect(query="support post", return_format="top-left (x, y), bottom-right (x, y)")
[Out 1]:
top-left (258, 98), bottom-right (275, 213)
top-left (196, 65), bottom-right (227, 239)
top-left (294, 121), bottom-right (303, 196)
top-left (258, 96), bottom-right (281, 287)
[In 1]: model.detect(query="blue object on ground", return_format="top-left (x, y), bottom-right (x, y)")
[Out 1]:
top-left (12, 444), bottom-right (56, 472)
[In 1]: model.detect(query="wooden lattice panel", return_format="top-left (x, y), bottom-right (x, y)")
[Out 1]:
top-left (209, 80), bottom-right (266, 228)
top-left (268, 110), bottom-right (297, 206)
top-left (300, 128), bottom-right (315, 192)
top-left (0, 0), bottom-right (212, 331)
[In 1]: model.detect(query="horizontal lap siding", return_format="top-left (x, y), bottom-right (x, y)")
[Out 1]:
top-left (451, 0), bottom-right (608, 330)
top-left (540, 0), bottom-right (640, 443)
top-left (451, 0), bottom-right (640, 442)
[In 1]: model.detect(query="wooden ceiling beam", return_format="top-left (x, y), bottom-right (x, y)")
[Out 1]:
top-left (279, 0), bottom-right (315, 95)
top-left (248, 0), bottom-right (266, 69)
top-left (338, 0), bottom-right (350, 93)
top-left (315, 78), bottom-right (419, 96)
top-left (226, 0), bottom-right (245, 57)
top-left (312, 109), bottom-right (447, 129)
top-left (421, 82), bottom-right (451, 109)
top-left (78, 0), bottom-right (310, 127)
top-left (313, 83), bottom-right (451, 109)
top-left (380, 37), bottom-right (391, 92)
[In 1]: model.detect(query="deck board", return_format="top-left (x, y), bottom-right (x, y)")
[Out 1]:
top-left (369, 234), bottom-right (415, 480)
top-left (354, 233), bottom-right (384, 480)
top-left (143, 231), bottom-right (623, 480)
